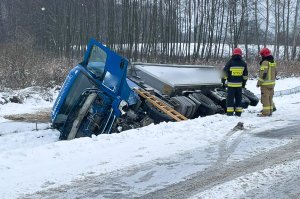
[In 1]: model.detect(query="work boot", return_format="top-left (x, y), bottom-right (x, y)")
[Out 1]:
top-left (260, 109), bottom-right (275, 113)
top-left (257, 113), bottom-right (271, 117)
top-left (235, 112), bottom-right (241, 117)
top-left (227, 112), bottom-right (234, 116)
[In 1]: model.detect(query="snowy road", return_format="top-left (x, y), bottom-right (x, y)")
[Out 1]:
top-left (144, 123), bottom-right (300, 199)
top-left (22, 122), bottom-right (300, 199)
top-left (1, 78), bottom-right (300, 199)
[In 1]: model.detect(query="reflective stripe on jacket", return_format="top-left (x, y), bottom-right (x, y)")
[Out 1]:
top-left (257, 61), bottom-right (276, 88)
top-left (222, 55), bottom-right (248, 88)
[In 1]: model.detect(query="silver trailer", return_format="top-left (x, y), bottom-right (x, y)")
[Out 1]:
top-left (128, 62), bottom-right (258, 119)
top-left (129, 63), bottom-right (222, 96)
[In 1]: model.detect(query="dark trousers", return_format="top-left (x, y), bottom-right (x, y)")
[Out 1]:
top-left (226, 87), bottom-right (243, 116)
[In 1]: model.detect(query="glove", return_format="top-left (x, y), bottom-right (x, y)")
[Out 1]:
top-left (221, 78), bottom-right (226, 89)
top-left (242, 79), bottom-right (247, 88)
top-left (242, 81), bottom-right (246, 88)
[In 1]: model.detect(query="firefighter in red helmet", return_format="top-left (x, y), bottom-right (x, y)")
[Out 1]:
top-left (222, 48), bottom-right (248, 116)
top-left (257, 47), bottom-right (277, 116)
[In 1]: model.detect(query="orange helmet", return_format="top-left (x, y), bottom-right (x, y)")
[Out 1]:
top-left (232, 48), bottom-right (242, 56)
top-left (260, 48), bottom-right (271, 57)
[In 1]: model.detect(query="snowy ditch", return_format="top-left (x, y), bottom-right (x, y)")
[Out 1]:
top-left (0, 78), bottom-right (300, 198)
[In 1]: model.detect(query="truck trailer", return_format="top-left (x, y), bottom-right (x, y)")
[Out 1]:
top-left (51, 39), bottom-right (258, 140)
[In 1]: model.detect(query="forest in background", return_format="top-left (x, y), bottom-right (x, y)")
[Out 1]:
top-left (0, 0), bottom-right (299, 88)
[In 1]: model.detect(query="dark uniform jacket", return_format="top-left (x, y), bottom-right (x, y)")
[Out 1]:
top-left (222, 55), bottom-right (248, 88)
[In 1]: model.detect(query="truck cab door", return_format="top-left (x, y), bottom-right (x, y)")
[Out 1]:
top-left (82, 38), bottom-right (129, 97)
top-left (79, 39), bottom-right (132, 134)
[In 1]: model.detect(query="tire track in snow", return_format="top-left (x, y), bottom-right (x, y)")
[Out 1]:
top-left (22, 123), bottom-right (300, 199)
top-left (139, 124), bottom-right (300, 199)
top-left (216, 126), bottom-right (245, 164)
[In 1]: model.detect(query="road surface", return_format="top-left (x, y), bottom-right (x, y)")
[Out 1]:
top-left (23, 121), bottom-right (300, 199)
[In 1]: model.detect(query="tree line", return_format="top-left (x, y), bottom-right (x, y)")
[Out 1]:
top-left (0, 0), bottom-right (299, 88)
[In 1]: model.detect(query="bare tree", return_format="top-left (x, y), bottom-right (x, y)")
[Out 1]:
top-left (292, 0), bottom-right (300, 60)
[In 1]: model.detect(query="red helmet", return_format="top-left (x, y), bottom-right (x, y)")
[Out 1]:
top-left (232, 48), bottom-right (242, 56)
top-left (260, 48), bottom-right (271, 57)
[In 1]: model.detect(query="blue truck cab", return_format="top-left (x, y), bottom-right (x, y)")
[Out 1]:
top-left (51, 39), bottom-right (141, 140)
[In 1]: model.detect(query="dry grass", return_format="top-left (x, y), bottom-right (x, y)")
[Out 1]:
top-left (4, 108), bottom-right (51, 123)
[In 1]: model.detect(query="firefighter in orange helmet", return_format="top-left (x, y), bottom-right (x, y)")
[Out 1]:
top-left (257, 48), bottom-right (277, 117)
top-left (222, 48), bottom-right (248, 116)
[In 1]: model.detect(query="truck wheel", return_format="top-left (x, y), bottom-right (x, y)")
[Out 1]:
top-left (241, 94), bottom-right (251, 109)
top-left (242, 89), bottom-right (259, 106)
top-left (170, 96), bottom-right (198, 118)
top-left (191, 93), bottom-right (218, 116)
top-left (143, 101), bottom-right (172, 123)
top-left (209, 89), bottom-right (227, 110)
top-left (216, 105), bottom-right (226, 114)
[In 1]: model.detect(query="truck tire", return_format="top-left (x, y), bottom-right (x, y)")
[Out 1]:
top-left (241, 94), bottom-right (251, 109)
top-left (143, 101), bottom-right (172, 123)
top-left (191, 93), bottom-right (218, 116)
top-left (242, 89), bottom-right (259, 106)
top-left (170, 96), bottom-right (198, 118)
top-left (208, 89), bottom-right (227, 110)
top-left (169, 96), bottom-right (188, 116)
top-left (216, 105), bottom-right (226, 114)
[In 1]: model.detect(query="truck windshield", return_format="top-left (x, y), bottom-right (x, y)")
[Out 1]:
top-left (54, 72), bottom-right (95, 126)
top-left (87, 45), bottom-right (107, 79)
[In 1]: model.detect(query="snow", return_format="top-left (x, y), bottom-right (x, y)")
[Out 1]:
top-left (246, 77), bottom-right (300, 95)
top-left (190, 159), bottom-right (300, 199)
top-left (0, 78), bottom-right (300, 198)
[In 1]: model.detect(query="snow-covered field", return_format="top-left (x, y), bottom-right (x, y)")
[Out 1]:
top-left (0, 78), bottom-right (300, 199)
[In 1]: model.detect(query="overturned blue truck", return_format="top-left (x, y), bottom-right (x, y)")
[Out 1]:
top-left (51, 39), bottom-right (258, 140)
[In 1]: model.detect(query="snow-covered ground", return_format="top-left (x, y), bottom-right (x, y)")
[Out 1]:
top-left (0, 78), bottom-right (300, 199)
